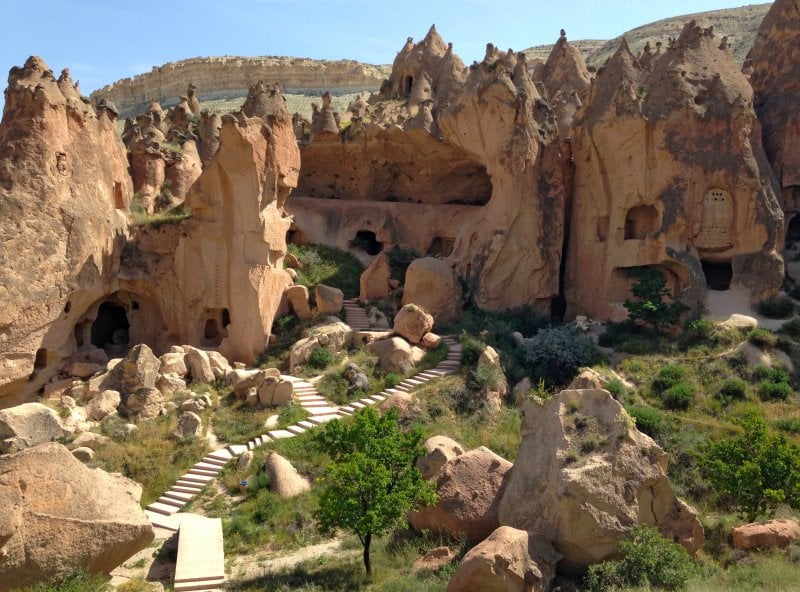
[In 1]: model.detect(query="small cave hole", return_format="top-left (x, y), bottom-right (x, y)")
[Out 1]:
top-left (63, 301), bottom-right (71, 314)
top-left (34, 348), bottom-right (47, 370)
top-left (427, 237), bottom-right (455, 257)
top-left (403, 75), bottom-right (414, 95)
top-left (90, 302), bottom-right (130, 355)
top-left (787, 214), bottom-right (800, 244)
top-left (222, 308), bottom-right (231, 328)
top-left (624, 205), bottom-right (658, 240)
top-left (131, 301), bottom-right (140, 310)
top-left (701, 260), bottom-right (732, 291)
top-left (204, 319), bottom-right (220, 341)
top-left (349, 230), bottom-right (383, 256)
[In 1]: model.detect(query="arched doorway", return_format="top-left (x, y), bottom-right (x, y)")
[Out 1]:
top-left (90, 302), bottom-right (130, 356)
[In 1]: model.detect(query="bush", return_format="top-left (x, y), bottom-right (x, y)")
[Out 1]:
top-left (383, 246), bottom-right (421, 283)
top-left (626, 405), bottom-right (663, 437)
top-left (717, 377), bottom-right (747, 402)
top-left (307, 347), bottom-right (335, 370)
top-left (684, 318), bottom-right (715, 343)
top-left (751, 364), bottom-right (789, 384)
top-left (585, 525), bottom-right (696, 591)
top-left (384, 373), bottom-right (401, 388)
top-left (748, 328), bottom-right (778, 348)
top-left (661, 382), bottom-right (695, 411)
top-left (758, 380), bottom-right (792, 401)
top-left (780, 318), bottom-right (800, 339)
top-left (521, 326), bottom-right (599, 387)
top-left (773, 417), bottom-right (800, 433)
top-left (18, 570), bottom-right (112, 592)
top-left (468, 364), bottom-right (502, 395)
top-left (652, 364), bottom-right (688, 394)
top-left (605, 378), bottom-right (627, 399)
top-left (288, 243), bottom-right (364, 298)
top-left (624, 267), bottom-right (688, 332)
top-left (459, 332), bottom-right (486, 368)
top-left (757, 296), bottom-right (795, 319)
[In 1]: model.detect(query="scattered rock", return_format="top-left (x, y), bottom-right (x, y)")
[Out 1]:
top-left (379, 392), bottom-right (421, 420)
top-left (0, 403), bottom-right (71, 453)
top-left (67, 362), bottom-right (104, 379)
top-left (289, 318), bottom-right (353, 372)
top-left (264, 452), bottom-right (311, 497)
top-left (366, 336), bottom-right (425, 374)
top-left (159, 352), bottom-right (188, 377)
top-left (417, 435), bottom-right (464, 479)
top-left (184, 347), bottom-right (215, 383)
top-left (394, 304), bottom-right (434, 344)
top-left (286, 285), bottom-right (313, 320)
top-left (157, 373), bottom-right (188, 397)
top-left (238, 450), bottom-right (254, 470)
top-left (121, 345), bottom-right (161, 395)
top-left (173, 411), bottom-right (203, 439)
top-left (71, 446), bottom-right (95, 462)
top-left (402, 257), bottom-right (461, 324)
top-left (413, 546), bottom-right (454, 573)
top-left (732, 519), bottom-right (800, 550)
top-left (68, 431), bottom-right (109, 451)
top-left (315, 284), bottom-right (344, 314)
top-left (344, 363), bottom-right (370, 393)
top-left (477, 345), bottom-right (508, 400)
top-left (359, 253), bottom-right (392, 303)
top-left (85, 389), bottom-right (121, 421)
top-left (124, 387), bottom-right (164, 421)
top-left (420, 332), bottom-right (443, 349)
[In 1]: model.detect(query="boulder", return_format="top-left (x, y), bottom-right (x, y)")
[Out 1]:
top-left (238, 450), bottom-right (254, 470)
top-left (513, 377), bottom-right (532, 406)
top-left (498, 389), bottom-right (704, 571)
top-left (124, 387), bottom-right (164, 421)
top-left (157, 373), bottom-right (187, 397)
top-left (71, 447), bottom-right (95, 462)
top-left (257, 377), bottom-right (294, 407)
top-left (286, 285), bottom-right (313, 320)
top-left (420, 332), bottom-right (443, 349)
top-left (84, 360), bottom-right (124, 401)
top-left (359, 253), bottom-right (392, 303)
top-left (366, 336), bottom-right (425, 374)
top-left (120, 344), bottom-right (161, 395)
top-left (231, 367), bottom-right (282, 398)
top-left (0, 443), bottom-right (154, 590)
top-left (315, 284), bottom-right (344, 314)
top-left (264, 452), bottom-right (311, 497)
top-left (402, 257), bottom-right (461, 324)
top-left (206, 350), bottom-right (232, 379)
top-left (159, 352), bottom-right (188, 377)
top-left (344, 363), bottom-right (370, 393)
top-left (568, 368), bottom-right (609, 390)
top-left (185, 347), bottom-right (215, 383)
top-left (67, 362), bottom-right (104, 379)
top-left (379, 392), bottom-right (421, 420)
top-left (394, 304), bottom-right (434, 344)
top-left (417, 435), bottom-right (464, 479)
top-left (85, 389), bottom-right (121, 421)
top-left (409, 446), bottom-right (512, 542)
top-left (289, 318), bottom-right (354, 372)
top-left (446, 526), bottom-right (559, 592)
top-left (367, 306), bottom-right (390, 329)
top-left (477, 345), bottom-right (508, 399)
top-left (732, 519), bottom-right (800, 550)
top-left (68, 431), bottom-right (109, 451)
top-left (173, 411), bottom-right (203, 440)
top-left (60, 396), bottom-right (77, 408)
top-left (413, 546), bottom-right (454, 573)
top-left (0, 403), bottom-right (71, 453)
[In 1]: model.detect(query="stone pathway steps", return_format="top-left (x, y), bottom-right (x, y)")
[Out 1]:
top-left (142, 299), bottom-right (462, 587)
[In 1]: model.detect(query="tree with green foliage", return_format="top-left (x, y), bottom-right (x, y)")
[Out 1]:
top-left (701, 411), bottom-right (800, 521)
top-left (313, 407), bottom-right (437, 579)
top-left (624, 267), bottom-right (687, 332)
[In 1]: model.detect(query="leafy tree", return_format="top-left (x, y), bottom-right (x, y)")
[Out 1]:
top-left (700, 411), bottom-right (800, 521)
top-left (521, 326), bottom-right (599, 387)
top-left (624, 267), bottom-right (687, 332)
top-left (313, 407), bottom-right (437, 578)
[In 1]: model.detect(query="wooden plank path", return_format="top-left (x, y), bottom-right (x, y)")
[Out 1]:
top-left (142, 299), bottom-right (462, 588)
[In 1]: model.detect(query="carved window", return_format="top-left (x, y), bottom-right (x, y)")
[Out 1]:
top-left (624, 205), bottom-right (658, 240)
top-left (697, 188), bottom-right (733, 249)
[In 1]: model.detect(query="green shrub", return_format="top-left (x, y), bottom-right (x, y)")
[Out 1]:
top-left (748, 328), bottom-right (778, 348)
top-left (751, 364), bottom-right (789, 384)
top-left (521, 326), bottom-right (599, 387)
top-left (773, 417), bottom-right (800, 433)
top-left (652, 364), bottom-right (688, 394)
top-left (757, 296), bottom-right (795, 319)
top-left (287, 243), bottom-right (364, 298)
top-left (468, 364), bottom-right (502, 395)
top-left (308, 347), bottom-right (335, 370)
top-left (684, 318), bottom-right (714, 343)
top-left (626, 405), bottom-right (664, 437)
top-left (585, 525), bottom-right (696, 591)
top-left (17, 570), bottom-right (112, 592)
top-left (624, 267), bottom-right (688, 332)
top-left (277, 404), bottom-right (310, 428)
top-left (605, 377), bottom-right (627, 399)
top-left (661, 382), bottom-right (695, 411)
top-left (757, 380), bottom-right (792, 401)
top-left (383, 246), bottom-right (421, 283)
top-left (459, 332), bottom-right (486, 368)
top-left (384, 373), bottom-right (401, 388)
top-left (780, 318), bottom-right (800, 339)
top-left (717, 377), bottom-right (748, 402)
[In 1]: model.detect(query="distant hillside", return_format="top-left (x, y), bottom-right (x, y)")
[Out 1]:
top-left (524, 3), bottom-right (771, 67)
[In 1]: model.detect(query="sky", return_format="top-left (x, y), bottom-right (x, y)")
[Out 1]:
top-left (0, 0), bottom-right (768, 95)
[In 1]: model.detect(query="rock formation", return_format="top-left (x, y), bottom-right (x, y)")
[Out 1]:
top-left (498, 389), bottom-right (704, 572)
top-left (565, 24), bottom-right (784, 321)
top-left (0, 443), bottom-right (154, 590)
top-left (745, 0), bottom-right (800, 227)
top-left (0, 57), bottom-right (132, 406)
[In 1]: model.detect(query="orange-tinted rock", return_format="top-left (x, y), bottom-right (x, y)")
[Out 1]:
top-left (402, 257), bottom-right (461, 324)
top-left (164, 138), bottom-right (202, 205)
top-left (359, 253), bottom-right (391, 304)
top-left (732, 519), bottom-right (800, 550)
top-left (394, 304), bottom-right (434, 344)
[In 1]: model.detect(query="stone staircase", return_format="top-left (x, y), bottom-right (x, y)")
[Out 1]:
top-left (142, 298), bottom-right (463, 588)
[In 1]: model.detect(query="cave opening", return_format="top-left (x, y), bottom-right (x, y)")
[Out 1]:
top-left (624, 205), bottom-right (658, 240)
top-left (90, 302), bottom-right (130, 355)
top-left (427, 237), bottom-right (455, 257)
top-left (787, 214), bottom-right (800, 243)
top-left (350, 230), bottom-right (383, 255)
top-left (403, 75), bottom-right (414, 95)
top-left (701, 260), bottom-right (732, 291)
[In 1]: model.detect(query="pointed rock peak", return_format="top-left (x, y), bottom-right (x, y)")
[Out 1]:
top-left (616, 37), bottom-right (634, 59)
top-left (241, 79), bottom-right (289, 121)
top-left (541, 30), bottom-right (591, 97)
top-left (674, 20), bottom-right (715, 49)
top-left (57, 68), bottom-right (72, 85)
top-left (421, 23), bottom-right (448, 56)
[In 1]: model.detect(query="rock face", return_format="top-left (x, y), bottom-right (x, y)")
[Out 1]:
top-left (732, 519), bottom-right (800, 550)
top-left (359, 253), bottom-right (391, 303)
top-left (0, 443), bottom-right (154, 590)
top-left (0, 403), bottom-right (71, 453)
top-left (565, 24), bottom-right (784, 322)
top-left (0, 57), bottom-right (131, 406)
top-left (417, 435), bottom-right (464, 479)
top-left (264, 452), bottom-right (311, 497)
top-left (446, 526), bottom-right (559, 592)
top-left (402, 257), bottom-right (462, 324)
top-left (366, 336), bottom-right (425, 374)
top-left (409, 446), bottom-right (512, 543)
top-left (746, 0), bottom-right (800, 223)
top-left (498, 389), bottom-right (704, 572)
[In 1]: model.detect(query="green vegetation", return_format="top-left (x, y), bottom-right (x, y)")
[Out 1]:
top-left (210, 387), bottom-right (276, 444)
top-left (756, 296), bottom-right (795, 319)
top-left (748, 328), bottom-right (778, 348)
top-left (288, 243), bottom-right (364, 298)
top-left (308, 346), bottom-right (336, 370)
top-left (520, 326), bottom-right (600, 388)
top-left (129, 193), bottom-right (192, 227)
top-left (624, 267), bottom-right (688, 332)
top-left (586, 526), bottom-right (697, 591)
top-left (313, 407), bottom-right (437, 578)
top-left (13, 571), bottom-right (110, 592)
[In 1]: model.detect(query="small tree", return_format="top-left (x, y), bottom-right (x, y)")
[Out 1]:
top-left (313, 407), bottom-right (437, 578)
top-left (624, 267), bottom-right (687, 332)
top-left (700, 411), bottom-right (800, 521)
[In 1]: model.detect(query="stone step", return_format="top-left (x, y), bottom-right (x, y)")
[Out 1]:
top-left (307, 414), bottom-right (341, 425)
top-left (227, 445), bottom-right (247, 456)
top-left (172, 484), bottom-right (203, 495)
top-left (247, 441), bottom-right (255, 451)
top-left (259, 434), bottom-right (273, 442)
top-left (351, 401), bottom-right (366, 409)
top-left (267, 429), bottom-right (294, 440)
top-left (174, 515), bottom-right (224, 590)
top-left (337, 409), bottom-right (354, 416)
top-left (146, 501), bottom-right (179, 516)
top-left (174, 582), bottom-right (225, 592)
top-left (201, 456), bottom-right (228, 468)
top-left (404, 378), bottom-right (426, 386)
top-left (370, 394), bottom-right (387, 402)
top-left (179, 473), bottom-right (214, 485)
top-left (297, 420), bottom-right (315, 429)
top-left (193, 462), bottom-right (223, 473)
top-left (306, 405), bottom-right (339, 415)
top-left (298, 400), bottom-right (331, 407)
top-left (393, 384), bottom-right (413, 392)
top-left (339, 405), bottom-right (355, 413)
top-left (163, 490), bottom-right (196, 503)
top-left (157, 496), bottom-right (187, 509)
top-left (188, 467), bottom-right (219, 478)
top-left (206, 450), bottom-right (233, 463)
top-left (286, 425), bottom-right (305, 435)
top-left (145, 510), bottom-right (181, 531)
top-left (358, 398), bottom-right (377, 406)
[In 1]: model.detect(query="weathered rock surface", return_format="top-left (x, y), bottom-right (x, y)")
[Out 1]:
top-left (286, 285), bottom-right (313, 320)
top-left (366, 336), bottom-right (425, 374)
top-left (498, 389), bottom-right (704, 571)
top-left (359, 253), bottom-right (391, 303)
top-left (446, 526), bottom-right (559, 592)
top-left (0, 443), bottom-right (154, 590)
top-left (732, 519), bottom-right (800, 550)
top-left (402, 257), bottom-right (461, 324)
top-left (413, 546), bottom-right (454, 573)
top-left (394, 304), bottom-right (434, 344)
top-left (0, 403), bottom-right (71, 453)
top-left (173, 411), bottom-right (202, 439)
top-left (315, 284), bottom-right (344, 314)
top-left (121, 344), bottom-right (161, 395)
top-left (0, 57), bottom-right (131, 406)
top-left (264, 451), bottom-right (311, 497)
top-left (85, 389), bottom-right (121, 421)
top-left (289, 318), bottom-right (353, 372)
top-left (410, 446), bottom-right (512, 542)
top-left (124, 387), bottom-right (164, 421)
top-left (417, 435), bottom-right (464, 479)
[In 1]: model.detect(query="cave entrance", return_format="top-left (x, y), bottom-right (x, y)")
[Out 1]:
top-left (201, 308), bottom-right (230, 347)
top-left (350, 230), bottom-right (383, 255)
top-left (90, 302), bottom-right (130, 355)
top-left (787, 214), bottom-right (800, 244)
top-left (427, 237), bottom-right (455, 257)
top-left (701, 260), bottom-right (732, 291)
top-left (403, 75), bottom-right (414, 96)
top-left (624, 205), bottom-right (658, 240)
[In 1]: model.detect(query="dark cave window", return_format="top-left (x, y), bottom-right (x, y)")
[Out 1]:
top-left (349, 230), bottom-right (383, 256)
top-left (701, 260), bottom-right (732, 291)
top-left (403, 75), bottom-right (414, 95)
top-left (624, 205), bottom-right (658, 240)
top-left (90, 302), bottom-right (130, 352)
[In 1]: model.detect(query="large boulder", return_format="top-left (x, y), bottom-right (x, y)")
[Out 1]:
top-left (184, 347), bottom-right (215, 383)
top-left (173, 411), bottom-right (202, 440)
top-left (124, 387), bottom-right (164, 421)
top-left (120, 344), bottom-right (161, 395)
top-left (446, 526), bottom-right (559, 592)
top-left (732, 519), bottom-right (800, 550)
top-left (359, 253), bottom-right (392, 304)
top-left (159, 352), bottom-right (188, 377)
top-left (409, 446), bottom-right (512, 543)
top-left (394, 304), bottom-right (434, 344)
top-left (288, 318), bottom-right (353, 372)
top-left (366, 336), bottom-right (425, 374)
top-left (402, 257), bottom-right (461, 324)
top-left (315, 284), bottom-right (344, 315)
top-left (0, 403), bottom-right (71, 453)
top-left (498, 389), bottom-right (704, 572)
top-left (264, 452), bottom-right (311, 497)
top-left (0, 443), bottom-right (154, 590)
top-left (286, 284), bottom-right (313, 320)
top-left (417, 435), bottom-right (464, 479)
top-left (84, 389), bottom-right (121, 421)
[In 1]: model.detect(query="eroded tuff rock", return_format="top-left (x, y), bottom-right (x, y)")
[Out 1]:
top-left (0, 57), bottom-right (132, 406)
top-left (745, 0), bottom-right (800, 220)
top-left (565, 24), bottom-right (784, 322)
top-left (0, 443), bottom-right (154, 591)
top-left (498, 389), bottom-right (704, 572)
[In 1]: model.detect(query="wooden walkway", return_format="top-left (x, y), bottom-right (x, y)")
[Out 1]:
top-left (143, 300), bottom-right (463, 589)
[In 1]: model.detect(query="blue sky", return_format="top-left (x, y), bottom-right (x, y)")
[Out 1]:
top-left (0, 1), bottom-right (768, 94)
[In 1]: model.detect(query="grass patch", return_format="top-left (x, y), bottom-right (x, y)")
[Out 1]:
top-left (288, 243), bottom-right (364, 298)
top-left (212, 389), bottom-right (278, 444)
top-left (14, 570), bottom-right (111, 592)
top-left (756, 296), bottom-right (795, 319)
top-left (130, 193), bottom-right (191, 227)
